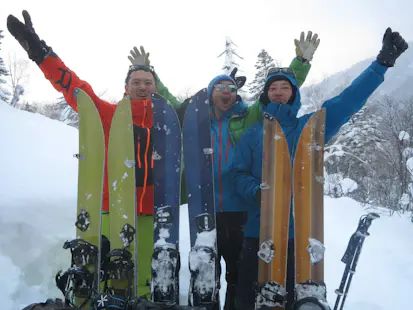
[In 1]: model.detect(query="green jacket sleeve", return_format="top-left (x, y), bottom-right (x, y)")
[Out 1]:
top-left (289, 57), bottom-right (311, 87)
top-left (155, 74), bottom-right (182, 109)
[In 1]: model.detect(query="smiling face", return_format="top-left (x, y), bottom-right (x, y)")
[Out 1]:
top-left (211, 80), bottom-right (237, 112)
top-left (267, 80), bottom-right (293, 104)
top-left (124, 70), bottom-right (157, 100)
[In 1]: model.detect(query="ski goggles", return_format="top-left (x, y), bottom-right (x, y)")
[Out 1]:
top-left (266, 67), bottom-right (296, 78)
top-left (128, 64), bottom-right (155, 73)
top-left (213, 83), bottom-right (237, 93)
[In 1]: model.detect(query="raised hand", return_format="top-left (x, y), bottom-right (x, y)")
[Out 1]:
top-left (7, 10), bottom-right (52, 65)
top-left (377, 27), bottom-right (408, 67)
top-left (128, 46), bottom-right (150, 66)
top-left (294, 31), bottom-right (320, 62)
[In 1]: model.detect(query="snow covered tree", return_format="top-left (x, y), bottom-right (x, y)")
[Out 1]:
top-left (10, 84), bottom-right (24, 107)
top-left (55, 97), bottom-right (79, 128)
top-left (20, 101), bottom-right (39, 113)
top-left (0, 30), bottom-right (11, 104)
top-left (324, 105), bottom-right (386, 203)
top-left (217, 36), bottom-right (244, 76)
top-left (248, 49), bottom-right (279, 101)
top-left (375, 96), bottom-right (413, 212)
top-left (6, 53), bottom-right (29, 107)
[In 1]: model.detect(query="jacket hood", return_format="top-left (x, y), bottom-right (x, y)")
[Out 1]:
top-left (260, 72), bottom-right (302, 122)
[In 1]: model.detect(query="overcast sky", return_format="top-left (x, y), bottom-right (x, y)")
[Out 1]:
top-left (1, 0), bottom-right (413, 104)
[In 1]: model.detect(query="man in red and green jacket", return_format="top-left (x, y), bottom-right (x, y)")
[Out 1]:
top-left (7, 10), bottom-right (182, 297)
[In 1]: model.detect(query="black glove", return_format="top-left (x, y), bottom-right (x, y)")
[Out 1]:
top-left (377, 27), bottom-right (408, 67)
top-left (7, 10), bottom-right (54, 65)
top-left (230, 67), bottom-right (247, 90)
top-left (230, 67), bottom-right (238, 79)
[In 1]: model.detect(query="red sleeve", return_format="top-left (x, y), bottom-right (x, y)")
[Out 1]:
top-left (38, 55), bottom-right (110, 112)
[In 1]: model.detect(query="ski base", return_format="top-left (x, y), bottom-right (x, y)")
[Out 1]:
top-left (188, 245), bottom-right (219, 309)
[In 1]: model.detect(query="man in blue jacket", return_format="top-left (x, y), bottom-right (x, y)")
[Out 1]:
top-left (233, 27), bottom-right (408, 310)
top-left (206, 74), bottom-right (249, 310)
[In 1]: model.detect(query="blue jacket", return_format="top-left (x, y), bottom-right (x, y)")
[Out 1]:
top-left (234, 60), bottom-right (388, 238)
top-left (210, 98), bottom-right (249, 212)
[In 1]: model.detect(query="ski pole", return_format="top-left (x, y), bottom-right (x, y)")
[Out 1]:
top-left (334, 212), bottom-right (379, 310)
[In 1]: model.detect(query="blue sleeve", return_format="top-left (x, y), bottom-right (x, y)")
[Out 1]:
top-left (234, 127), bottom-right (261, 205)
top-left (322, 60), bottom-right (388, 143)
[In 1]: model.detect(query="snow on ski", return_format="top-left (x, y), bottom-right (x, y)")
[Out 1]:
top-left (183, 88), bottom-right (219, 310)
top-left (151, 93), bottom-right (182, 306)
top-left (102, 95), bottom-right (137, 307)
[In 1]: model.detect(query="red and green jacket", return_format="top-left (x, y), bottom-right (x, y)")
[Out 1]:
top-left (39, 55), bottom-right (162, 215)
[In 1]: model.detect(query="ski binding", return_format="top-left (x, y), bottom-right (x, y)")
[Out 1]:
top-left (293, 280), bottom-right (330, 310)
top-left (151, 244), bottom-right (180, 304)
top-left (255, 280), bottom-right (287, 309)
top-left (257, 240), bottom-right (275, 263)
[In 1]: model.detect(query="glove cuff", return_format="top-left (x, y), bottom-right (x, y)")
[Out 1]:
top-left (296, 56), bottom-right (310, 64)
top-left (30, 40), bottom-right (56, 65)
top-left (376, 54), bottom-right (395, 67)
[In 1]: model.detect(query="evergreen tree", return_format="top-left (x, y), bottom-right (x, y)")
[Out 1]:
top-left (248, 49), bottom-right (276, 101)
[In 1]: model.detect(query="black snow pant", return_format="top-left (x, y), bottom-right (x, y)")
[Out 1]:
top-left (235, 238), bottom-right (296, 310)
top-left (216, 211), bottom-right (248, 310)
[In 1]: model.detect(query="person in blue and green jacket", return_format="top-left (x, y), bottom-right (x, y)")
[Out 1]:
top-left (204, 31), bottom-right (321, 310)
top-left (233, 27), bottom-right (408, 310)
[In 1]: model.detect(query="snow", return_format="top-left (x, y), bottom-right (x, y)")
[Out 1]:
top-left (399, 193), bottom-right (410, 208)
top-left (1, 102), bottom-right (413, 309)
top-left (406, 157), bottom-right (413, 174)
top-left (399, 130), bottom-right (410, 141)
top-left (340, 177), bottom-right (358, 194)
top-left (193, 229), bottom-right (217, 248)
top-left (402, 147), bottom-right (413, 159)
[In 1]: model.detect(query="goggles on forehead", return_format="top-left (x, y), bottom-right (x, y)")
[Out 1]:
top-left (128, 64), bottom-right (155, 73)
top-left (214, 83), bottom-right (237, 93)
top-left (266, 67), bottom-right (296, 78)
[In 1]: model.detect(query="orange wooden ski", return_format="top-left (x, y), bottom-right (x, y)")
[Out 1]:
top-left (255, 113), bottom-right (291, 310)
top-left (293, 108), bottom-right (327, 307)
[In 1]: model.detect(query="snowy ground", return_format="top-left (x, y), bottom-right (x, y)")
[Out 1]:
top-left (1, 102), bottom-right (413, 309)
